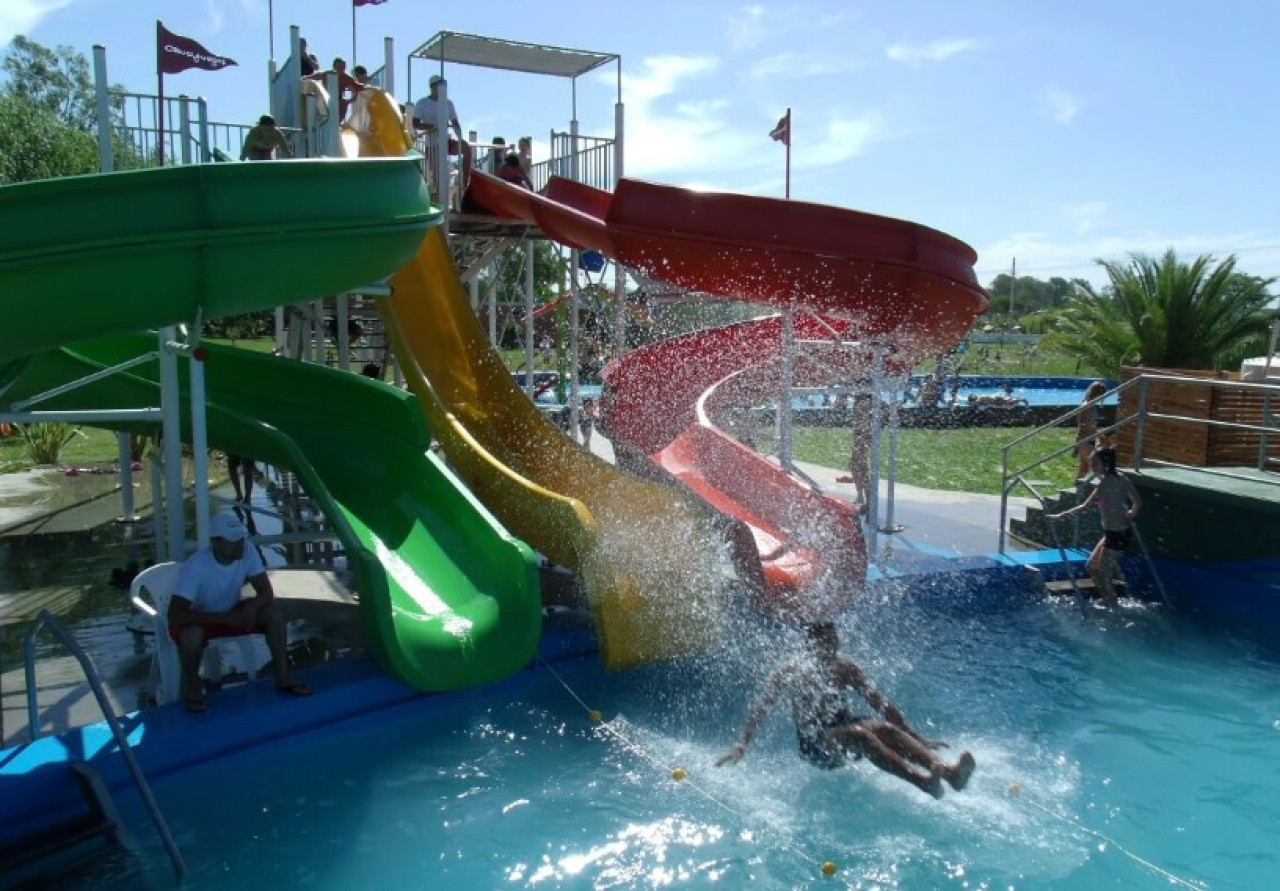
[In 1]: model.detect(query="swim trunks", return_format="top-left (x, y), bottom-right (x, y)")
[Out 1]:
top-left (797, 708), bottom-right (868, 770)
top-left (1104, 527), bottom-right (1132, 551)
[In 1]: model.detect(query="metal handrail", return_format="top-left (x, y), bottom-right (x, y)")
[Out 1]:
top-left (1012, 474), bottom-right (1086, 605)
top-left (999, 373), bottom-right (1280, 554)
top-left (23, 610), bottom-right (187, 879)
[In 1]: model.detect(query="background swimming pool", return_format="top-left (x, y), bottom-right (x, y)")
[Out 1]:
top-left (74, 588), bottom-right (1280, 889)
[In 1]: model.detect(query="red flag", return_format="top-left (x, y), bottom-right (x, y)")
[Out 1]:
top-left (156, 22), bottom-right (238, 75)
top-left (769, 112), bottom-right (791, 147)
top-left (354, 0), bottom-right (388, 5)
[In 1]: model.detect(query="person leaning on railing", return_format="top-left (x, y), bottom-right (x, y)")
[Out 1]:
top-left (240, 115), bottom-right (293, 161)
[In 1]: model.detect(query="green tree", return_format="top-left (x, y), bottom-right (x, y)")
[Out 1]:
top-left (0, 92), bottom-right (98, 182)
top-left (2, 36), bottom-right (96, 129)
top-left (1051, 250), bottom-right (1276, 378)
top-left (1, 35), bottom-right (142, 182)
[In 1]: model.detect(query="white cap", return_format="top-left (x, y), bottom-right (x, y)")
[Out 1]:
top-left (210, 511), bottom-right (247, 542)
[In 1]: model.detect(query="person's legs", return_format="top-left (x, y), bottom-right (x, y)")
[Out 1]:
top-left (1086, 538), bottom-right (1116, 605)
top-left (227, 455), bottom-right (244, 502)
top-left (175, 624), bottom-right (208, 706)
top-left (868, 724), bottom-right (976, 791)
top-left (1075, 440), bottom-right (1093, 479)
top-left (827, 724), bottom-right (944, 798)
top-left (257, 599), bottom-right (309, 694)
top-left (239, 460), bottom-right (254, 503)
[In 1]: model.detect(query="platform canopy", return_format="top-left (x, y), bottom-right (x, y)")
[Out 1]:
top-left (409, 31), bottom-right (618, 79)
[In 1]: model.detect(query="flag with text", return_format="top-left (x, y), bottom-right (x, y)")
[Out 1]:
top-left (157, 22), bottom-right (238, 75)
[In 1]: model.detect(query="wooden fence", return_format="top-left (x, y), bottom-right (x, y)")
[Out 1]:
top-left (1114, 366), bottom-right (1280, 468)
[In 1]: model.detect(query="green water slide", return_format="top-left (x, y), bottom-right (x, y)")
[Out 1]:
top-left (0, 160), bottom-right (542, 691)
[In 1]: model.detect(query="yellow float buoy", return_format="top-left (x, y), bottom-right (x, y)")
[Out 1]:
top-left (671, 767), bottom-right (687, 781)
top-left (1007, 782), bottom-right (1022, 797)
top-left (588, 709), bottom-right (603, 723)
top-left (820, 861), bottom-right (837, 877)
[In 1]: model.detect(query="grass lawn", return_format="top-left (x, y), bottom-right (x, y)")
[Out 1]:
top-left (2, 417), bottom-right (1077, 500)
top-left (787, 424), bottom-right (1078, 496)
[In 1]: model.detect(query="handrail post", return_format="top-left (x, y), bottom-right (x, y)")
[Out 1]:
top-left (1132, 375), bottom-right (1149, 471)
top-left (1260, 388), bottom-right (1272, 472)
top-left (998, 443), bottom-right (1010, 554)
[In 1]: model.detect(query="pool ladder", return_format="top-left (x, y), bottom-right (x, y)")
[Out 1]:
top-left (19, 609), bottom-right (187, 881)
top-left (1012, 474), bottom-right (1170, 608)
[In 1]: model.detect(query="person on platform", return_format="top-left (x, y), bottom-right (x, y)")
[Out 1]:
top-left (716, 621), bottom-right (976, 799)
top-left (240, 114), bottom-right (292, 161)
top-left (167, 512), bottom-right (312, 712)
top-left (226, 454), bottom-right (255, 504)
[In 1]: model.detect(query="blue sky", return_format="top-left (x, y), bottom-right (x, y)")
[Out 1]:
top-left (5, 0), bottom-right (1280, 291)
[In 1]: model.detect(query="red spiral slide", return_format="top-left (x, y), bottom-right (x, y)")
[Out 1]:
top-left (467, 172), bottom-right (987, 613)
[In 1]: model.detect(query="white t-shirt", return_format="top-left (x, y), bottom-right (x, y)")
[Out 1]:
top-left (174, 546), bottom-right (266, 613)
top-left (412, 96), bottom-right (457, 131)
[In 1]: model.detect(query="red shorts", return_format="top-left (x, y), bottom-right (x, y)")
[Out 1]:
top-left (168, 620), bottom-right (263, 643)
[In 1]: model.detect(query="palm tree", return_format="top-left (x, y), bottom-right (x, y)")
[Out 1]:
top-left (1052, 250), bottom-right (1276, 378)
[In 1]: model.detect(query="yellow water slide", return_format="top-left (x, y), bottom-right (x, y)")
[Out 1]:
top-left (357, 91), bottom-right (728, 669)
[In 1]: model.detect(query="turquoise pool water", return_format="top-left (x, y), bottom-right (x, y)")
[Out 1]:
top-left (78, 591), bottom-right (1280, 889)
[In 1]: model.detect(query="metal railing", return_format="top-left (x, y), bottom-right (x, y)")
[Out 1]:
top-left (23, 610), bottom-right (186, 880)
top-left (999, 372), bottom-right (1280, 555)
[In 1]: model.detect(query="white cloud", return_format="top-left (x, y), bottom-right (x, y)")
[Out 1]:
top-left (799, 111), bottom-right (893, 167)
top-left (1060, 201), bottom-right (1108, 235)
top-left (885, 38), bottom-right (977, 65)
top-left (619, 55), bottom-right (732, 176)
top-left (747, 51), bottom-right (867, 81)
top-left (1039, 86), bottom-right (1082, 126)
top-left (0, 0), bottom-right (73, 44)
top-left (725, 5), bottom-right (767, 52)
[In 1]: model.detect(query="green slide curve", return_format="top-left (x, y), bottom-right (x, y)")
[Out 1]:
top-left (0, 160), bottom-right (541, 691)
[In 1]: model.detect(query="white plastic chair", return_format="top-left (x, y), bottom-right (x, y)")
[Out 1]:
top-left (128, 562), bottom-right (265, 706)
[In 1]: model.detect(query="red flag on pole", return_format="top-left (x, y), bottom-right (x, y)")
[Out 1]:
top-left (769, 111), bottom-right (791, 147)
top-left (156, 22), bottom-right (238, 75)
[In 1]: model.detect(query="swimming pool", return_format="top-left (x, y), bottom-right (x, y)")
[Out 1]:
top-left (56, 584), bottom-right (1280, 889)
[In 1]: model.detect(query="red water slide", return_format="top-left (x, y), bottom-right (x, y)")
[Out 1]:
top-left (467, 172), bottom-right (987, 611)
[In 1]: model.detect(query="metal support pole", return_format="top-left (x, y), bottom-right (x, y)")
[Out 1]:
top-left (157, 328), bottom-right (185, 559)
top-left (866, 346), bottom-right (886, 559)
top-left (524, 243), bottom-right (536, 401)
top-left (150, 456), bottom-right (167, 562)
top-left (777, 307), bottom-right (795, 470)
top-left (569, 250), bottom-right (581, 436)
top-left (1133, 376), bottom-right (1149, 471)
top-left (178, 97), bottom-right (192, 165)
top-left (93, 46), bottom-right (112, 172)
top-left (180, 340), bottom-right (211, 547)
top-left (117, 431), bottom-right (136, 523)
top-left (880, 375), bottom-right (904, 533)
top-left (382, 37), bottom-right (395, 96)
top-left (336, 293), bottom-right (350, 372)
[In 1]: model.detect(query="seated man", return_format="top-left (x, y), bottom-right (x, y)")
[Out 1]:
top-left (167, 511), bottom-right (311, 711)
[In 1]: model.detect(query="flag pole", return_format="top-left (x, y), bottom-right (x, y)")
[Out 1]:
top-left (352, 2), bottom-right (357, 65)
top-left (784, 107), bottom-right (791, 199)
top-left (268, 0), bottom-right (275, 59)
top-left (156, 20), bottom-right (165, 167)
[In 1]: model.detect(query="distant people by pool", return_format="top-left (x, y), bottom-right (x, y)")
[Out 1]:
top-left (1075, 380), bottom-right (1109, 479)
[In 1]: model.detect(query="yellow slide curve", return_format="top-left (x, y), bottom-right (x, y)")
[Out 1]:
top-left (357, 91), bottom-right (728, 670)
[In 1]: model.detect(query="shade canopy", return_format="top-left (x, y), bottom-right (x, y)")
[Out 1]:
top-left (409, 31), bottom-right (617, 79)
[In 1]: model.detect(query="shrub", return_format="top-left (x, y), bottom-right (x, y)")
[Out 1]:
top-left (18, 423), bottom-right (85, 465)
